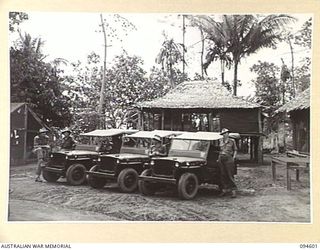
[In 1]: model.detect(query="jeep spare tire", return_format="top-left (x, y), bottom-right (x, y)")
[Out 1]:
top-left (87, 165), bottom-right (107, 189)
top-left (117, 168), bottom-right (138, 193)
top-left (178, 172), bottom-right (199, 200)
top-left (42, 169), bottom-right (60, 183)
top-left (138, 169), bottom-right (156, 196)
top-left (66, 163), bottom-right (86, 185)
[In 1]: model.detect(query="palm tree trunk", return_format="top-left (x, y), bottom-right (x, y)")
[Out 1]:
top-left (288, 38), bottom-right (295, 97)
top-left (200, 29), bottom-right (204, 79)
top-left (221, 60), bottom-right (225, 85)
top-left (233, 59), bottom-right (238, 96)
top-left (169, 63), bottom-right (174, 87)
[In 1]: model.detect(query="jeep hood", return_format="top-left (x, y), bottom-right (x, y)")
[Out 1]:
top-left (156, 156), bottom-right (205, 164)
top-left (102, 153), bottom-right (149, 161)
top-left (53, 150), bottom-right (98, 156)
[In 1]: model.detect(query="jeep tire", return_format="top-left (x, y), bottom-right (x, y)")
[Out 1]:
top-left (138, 169), bottom-right (157, 196)
top-left (117, 168), bottom-right (138, 193)
top-left (66, 163), bottom-right (86, 185)
top-left (42, 169), bottom-right (60, 182)
top-left (178, 172), bottom-right (199, 200)
top-left (87, 165), bottom-right (107, 189)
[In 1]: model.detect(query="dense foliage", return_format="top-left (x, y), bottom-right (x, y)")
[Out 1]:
top-left (10, 32), bottom-right (72, 127)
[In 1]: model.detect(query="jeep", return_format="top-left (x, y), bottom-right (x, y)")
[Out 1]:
top-left (86, 130), bottom-right (182, 192)
top-left (138, 131), bottom-right (240, 200)
top-left (42, 129), bottom-right (137, 185)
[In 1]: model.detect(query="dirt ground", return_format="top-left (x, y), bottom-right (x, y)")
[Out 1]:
top-left (7, 154), bottom-right (310, 222)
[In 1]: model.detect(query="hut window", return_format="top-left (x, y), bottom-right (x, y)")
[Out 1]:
top-left (191, 114), bottom-right (209, 131)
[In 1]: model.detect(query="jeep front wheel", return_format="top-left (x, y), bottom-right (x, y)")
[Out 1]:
top-left (66, 164), bottom-right (86, 185)
top-left (87, 165), bottom-right (107, 189)
top-left (138, 169), bottom-right (156, 196)
top-left (117, 168), bottom-right (138, 193)
top-left (42, 169), bottom-right (60, 182)
top-left (178, 173), bottom-right (199, 200)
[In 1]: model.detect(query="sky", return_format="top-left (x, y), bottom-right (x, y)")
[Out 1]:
top-left (9, 12), bottom-right (312, 97)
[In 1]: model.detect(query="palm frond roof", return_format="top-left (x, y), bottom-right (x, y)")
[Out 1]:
top-left (276, 88), bottom-right (310, 113)
top-left (136, 80), bottom-right (260, 109)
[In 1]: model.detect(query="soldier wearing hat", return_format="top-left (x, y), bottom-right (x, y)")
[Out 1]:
top-left (149, 135), bottom-right (167, 156)
top-left (218, 128), bottom-right (238, 198)
top-left (60, 128), bottom-right (76, 150)
top-left (33, 128), bottom-right (51, 182)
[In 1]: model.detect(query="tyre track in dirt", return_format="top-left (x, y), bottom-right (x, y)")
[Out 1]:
top-left (8, 162), bottom-right (311, 222)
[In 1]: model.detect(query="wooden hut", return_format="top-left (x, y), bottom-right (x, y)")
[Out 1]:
top-left (135, 80), bottom-right (263, 163)
top-left (10, 103), bottom-right (48, 165)
top-left (276, 88), bottom-right (310, 153)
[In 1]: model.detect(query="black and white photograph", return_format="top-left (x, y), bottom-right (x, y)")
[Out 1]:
top-left (8, 12), bottom-right (312, 223)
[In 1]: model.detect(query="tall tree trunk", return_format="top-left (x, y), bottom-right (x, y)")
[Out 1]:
top-left (169, 63), bottom-right (174, 87)
top-left (200, 29), bottom-right (204, 79)
top-left (233, 58), bottom-right (238, 96)
top-left (221, 60), bottom-right (225, 85)
top-left (98, 14), bottom-right (107, 129)
top-left (288, 38), bottom-right (295, 97)
top-left (182, 15), bottom-right (186, 80)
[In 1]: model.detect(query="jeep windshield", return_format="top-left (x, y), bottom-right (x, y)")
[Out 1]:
top-left (168, 139), bottom-right (210, 159)
top-left (120, 137), bottom-right (151, 155)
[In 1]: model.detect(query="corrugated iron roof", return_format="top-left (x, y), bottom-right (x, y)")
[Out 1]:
top-left (136, 80), bottom-right (261, 109)
top-left (276, 88), bottom-right (310, 113)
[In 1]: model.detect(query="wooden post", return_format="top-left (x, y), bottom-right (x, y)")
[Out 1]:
top-left (257, 108), bottom-right (263, 164)
top-left (208, 112), bottom-right (213, 132)
top-left (152, 112), bottom-right (155, 130)
top-left (141, 110), bottom-right (144, 131)
top-left (271, 159), bottom-right (276, 182)
top-left (170, 110), bottom-right (173, 130)
top-left (161, 110), bottom-right (165, 130)
top-left (23, 104), bottom-right (28, 164)
top-left (287, 162), bottom-right (292, 190)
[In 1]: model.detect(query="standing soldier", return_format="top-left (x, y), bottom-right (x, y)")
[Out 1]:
top-left (33, 128), bottom-right (51, 182)
top-left (218, 128), bottom-right (238, 198)
top-left (61, 128), bottom-right (76, 150)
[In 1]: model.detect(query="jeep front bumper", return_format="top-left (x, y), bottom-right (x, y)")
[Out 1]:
top-left (138, 175), bottom-right (176, 184)
top-left (86, 170), bottom-right (116, 179)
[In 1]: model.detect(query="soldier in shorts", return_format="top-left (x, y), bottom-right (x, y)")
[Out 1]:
top-left (218, 128), bottom-right (238, 198)
top-left (33, 128), bottom-right (51, 182)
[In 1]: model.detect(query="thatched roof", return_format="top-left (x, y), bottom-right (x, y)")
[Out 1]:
top-left (136, 80), bottom-right (260, 109)
top-left (276, 88), bottom-right (310, 113)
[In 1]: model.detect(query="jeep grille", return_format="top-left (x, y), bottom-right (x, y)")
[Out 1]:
top-left (153, 159), bottom-right (175, 176)
top-left (50, 153), bottom-right (66, 166)
top-left (100, 157), bottom-right (116, 172)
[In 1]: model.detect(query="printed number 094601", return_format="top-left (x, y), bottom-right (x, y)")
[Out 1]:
top-left (300, 244), bottom-right (318, 249)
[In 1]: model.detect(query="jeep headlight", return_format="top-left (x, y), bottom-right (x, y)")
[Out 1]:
top-left (175, 162), bottom-right (179, 167)
top-left (65, 156), bottom-right (69, 160)
top-left (186, 162), bottom-right (190, 167)
top-left (116, 159), bottom-right (120, 164)
top-left (97, 157), bottom-right (101, 162)
top-left (150, 160), bottom-right (155, 166)
top-left (50, 154), bottom-right (53, 158)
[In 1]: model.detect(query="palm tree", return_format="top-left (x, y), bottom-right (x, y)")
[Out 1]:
top-left (192, 14), bottom-right (295, 95)
top-left (155, 36), bottom-right (186, 87)
top-left (18, 31), bottom-right (45, 59)
top-left (203, 41), bottom-right (232, 85)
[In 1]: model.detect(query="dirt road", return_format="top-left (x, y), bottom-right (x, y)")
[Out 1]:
top-left (8, 156), bottom-right (310, 222)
